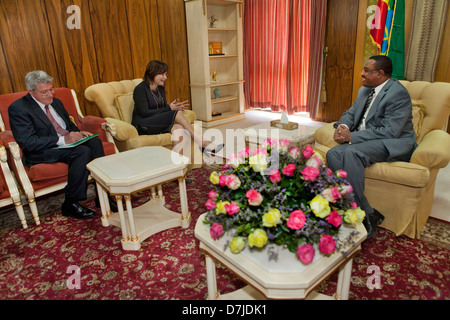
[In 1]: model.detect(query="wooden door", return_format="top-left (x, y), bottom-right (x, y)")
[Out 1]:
top-left (319, 0), bottom-right (359, 122)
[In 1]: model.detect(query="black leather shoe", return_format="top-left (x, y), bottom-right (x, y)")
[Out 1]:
top-left (62, 201), bottom-right (96, 219)
top-left (363, 209), bottom-right (384, 239)
top-left (200, 143), bottom-right (224, 155)
top-left (373, 209), bottom-right (385, 225)
top-left (95, 196), bottom-right (118, 212)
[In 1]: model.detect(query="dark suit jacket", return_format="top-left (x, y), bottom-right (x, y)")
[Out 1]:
top-left (334, 78), bottom-right (417, 161)
top-left (8, 93), bottom-right (80, 167)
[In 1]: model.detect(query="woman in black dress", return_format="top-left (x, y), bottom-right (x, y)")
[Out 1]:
top-left (132, 60), bottom-right (223, 154)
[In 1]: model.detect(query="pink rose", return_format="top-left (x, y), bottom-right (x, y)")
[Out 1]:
top-left (246, 189), bottom-right (263, 206)
top-left (269, 170), bottom-right (281, 183)
top-left (238, 147), bottom-right (250, 159)
top-left (340, 184), bottom-right (353, 195)
top-left (319, 235), bottom-right (336, 255)
top-left (208, 190), bottom-right (218, 199)
top-left (351, 202), bottom-right (358, 209)
top-left (226, 174), bottom-right (241, 190)
top-left (297, 244), bottom-right (315, 264)
top-left (326, 168), bottom-right (333, 177)
top-left (252, 148), bottom-right (267, 156)
top-left (321, 186), bottom-right (342, 203)
top-left (227, 153), bottom-right (243, 168)
top-left (301, 166), bottom-right (319, 181)
top-left (282, 164), bottom-right (296, 176)
top-left (224, 202), bottom-right (240, 215)
top-left (288, 146), bottom-right (300, 159)
top-left (336, 169), bottom-right (348, 178)
top-left (306, 154), bottom-right (323, 169)
top-left (205, 198), bottom-right (217, 210)
top-left (326, 210), bottom-right (342, 227)
top-left (219, 174), bottom-right (228, 187)
top-left (210, 223), bottom-right (224, 240)
top-left (279, 138), bottom-right (290, 151)
top-left (302, 145), bottom-right (314, 159)
top-left (287, 210), bottom-right (306, 230)
top-left (262, 138), bottom-right (277, 149)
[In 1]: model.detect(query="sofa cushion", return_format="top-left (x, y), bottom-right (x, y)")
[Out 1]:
top-left (365, 161), bottom-right (430, 188)
top-left (114, 93), bottom-right (134, 123)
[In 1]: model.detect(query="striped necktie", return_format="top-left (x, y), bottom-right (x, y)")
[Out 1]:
top-left (45, 105), bottom-right (69, 136)
top-left (356, 88), bottom-right (375, 130)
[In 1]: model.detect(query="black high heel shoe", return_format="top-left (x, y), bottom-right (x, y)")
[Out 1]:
top-left (200, 143), bottom-right (224, 154)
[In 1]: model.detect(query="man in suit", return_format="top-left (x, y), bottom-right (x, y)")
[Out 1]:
top-left (327, 56), bottom-right (416, 239)
top-left (8, 70), bottom-right (105, 219)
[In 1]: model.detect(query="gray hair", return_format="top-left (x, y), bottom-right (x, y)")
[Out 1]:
top-left (25, 70), bottom-right (53, 91)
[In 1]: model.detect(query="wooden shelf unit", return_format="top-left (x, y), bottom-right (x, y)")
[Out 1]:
top-left (185, 0), bottom-right (245, 127)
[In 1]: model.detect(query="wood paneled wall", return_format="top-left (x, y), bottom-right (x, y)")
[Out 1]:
top-left (0, 0), bottom-right (190, 117)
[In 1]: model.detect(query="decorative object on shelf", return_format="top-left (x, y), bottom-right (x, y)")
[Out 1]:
top-left (213, 88), bottom-right (220, 99)
top-left (211, 70), bottom-right (217, 83)
top-left (209, 15), bottom-right (218, 28)
top-left (212, 112), bottom-right (222, 117)
top-left (203, 138), bottom-right (365, 264)
top-left (209, 42), bottom-right (223, 55)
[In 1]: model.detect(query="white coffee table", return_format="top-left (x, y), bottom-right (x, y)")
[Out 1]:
top-left (87, 147), bottom-right (191, 251)
top-left (243, 122), bottom-right (317, 146)
top-left (195, 213), bottom-right (367, 300)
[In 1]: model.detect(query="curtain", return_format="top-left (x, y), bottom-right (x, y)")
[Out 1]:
top-left (243, 0), bottom-right (327, 117)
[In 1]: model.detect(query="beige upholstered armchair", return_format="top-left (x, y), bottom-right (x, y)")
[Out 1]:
top-left (84, 79), bottom-right (202, 168)
top-left (314, 81), bottom-right (450, 238)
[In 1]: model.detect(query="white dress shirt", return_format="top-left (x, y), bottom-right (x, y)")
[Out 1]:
top-left (30, 95), bottom-right (67, 145)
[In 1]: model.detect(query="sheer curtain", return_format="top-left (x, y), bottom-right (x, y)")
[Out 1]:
top-left (243, 0), bottom-right (327, 117)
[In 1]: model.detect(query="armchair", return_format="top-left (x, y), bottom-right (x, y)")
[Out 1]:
top-left (84, 80), bottom-right (202, 168)
top-left (0, 88), bottom-right (117, 226)
top-left (314, 81), bottom-right (450, 238)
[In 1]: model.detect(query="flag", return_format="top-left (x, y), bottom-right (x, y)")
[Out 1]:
top-left (369, 0), bottom-right (405, 79)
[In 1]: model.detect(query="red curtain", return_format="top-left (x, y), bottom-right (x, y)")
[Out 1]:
top-left (243, 0), bottom-right (327, 117)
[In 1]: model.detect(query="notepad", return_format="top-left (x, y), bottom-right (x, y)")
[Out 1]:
top-left (56, 133), bottom-right (99, 149)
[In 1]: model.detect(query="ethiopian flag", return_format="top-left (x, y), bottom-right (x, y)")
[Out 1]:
top-left (369, 0), bottom-right (405, 79)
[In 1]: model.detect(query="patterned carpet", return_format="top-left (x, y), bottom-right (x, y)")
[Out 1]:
top-left (0, 165), bottom-right (449, 300)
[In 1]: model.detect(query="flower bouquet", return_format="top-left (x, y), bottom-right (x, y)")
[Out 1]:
top-left (203, 138), bottom-right (365, 264)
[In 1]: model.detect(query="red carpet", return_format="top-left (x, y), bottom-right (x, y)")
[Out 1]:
top-left (0, 166), bottom-right (448, 300)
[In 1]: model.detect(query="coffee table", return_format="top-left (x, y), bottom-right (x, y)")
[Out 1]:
top-left (195, 213), bottom-right (367, 300)
top-left (243, 122), bottom-right (317, 147)
top-left (87, 147), bottom-right (191, 251)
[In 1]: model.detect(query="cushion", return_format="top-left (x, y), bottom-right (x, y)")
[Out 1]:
top-left (28, 162), bottom-right (68, 182)
top-left (114, 93), bottom-right (134, 123)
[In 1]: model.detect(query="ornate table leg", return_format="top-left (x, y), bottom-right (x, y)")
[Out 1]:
top-left (96, 182), bottom-right (110, 227)
top-left (205, 254), bottom-right (218, 300)
top-left (336, 258), bottom-right (353, 300)
top-left (116, 195), bottom-right (130, 248)
top-left (124, 194), bottom-right (140, 250)
top-left (178, 178), bottom-right (190, 228)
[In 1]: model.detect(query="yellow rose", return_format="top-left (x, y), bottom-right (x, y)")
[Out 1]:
top-left (249, 154), bottom-right (268, 173)
top-left (210, 171), bottom-right (220, 185)
top-left (215, 201), bottom-right (229, 215)
top-left (229, 237), bottom-right (246, 254)
top-left (310, 195), bottom-right (331, 218)
top-left (344, 208), bottom-right (365, 224)
top-left (262, 209), bottom-right (282, 227)
top-left (248, 229), bottom-right (268, 248)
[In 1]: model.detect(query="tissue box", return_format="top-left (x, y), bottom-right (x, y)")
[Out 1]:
top-left (270, 120), bottom-right (298, 130)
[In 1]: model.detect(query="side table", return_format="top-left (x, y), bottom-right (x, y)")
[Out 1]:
top-left (195, 213), bottom-right (367, 300)
top-left (87, 147), bottom-right (191, 251)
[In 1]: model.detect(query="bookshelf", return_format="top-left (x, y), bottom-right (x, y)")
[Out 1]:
top-left (185, 0), bottom-right (245, 127)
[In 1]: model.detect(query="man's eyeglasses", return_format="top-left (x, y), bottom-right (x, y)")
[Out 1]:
top-left (362, 68), bottom-right (380, 74)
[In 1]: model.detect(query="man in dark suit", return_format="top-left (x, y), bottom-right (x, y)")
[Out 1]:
top-left (327, 56), bottom-right (417, 239)
top-left (8, 70), bottom-right (105, 219)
